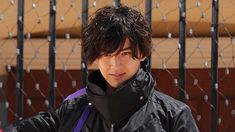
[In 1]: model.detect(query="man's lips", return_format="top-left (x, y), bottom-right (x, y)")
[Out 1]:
top-left (109, 73), bottom-right (126, 79)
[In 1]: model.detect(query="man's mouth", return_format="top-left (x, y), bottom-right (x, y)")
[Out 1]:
top-left (109, 73), bottom-right (126, 79)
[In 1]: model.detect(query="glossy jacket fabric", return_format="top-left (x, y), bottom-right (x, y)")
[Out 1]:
top-left (16, 69), bottom-right (199, 132)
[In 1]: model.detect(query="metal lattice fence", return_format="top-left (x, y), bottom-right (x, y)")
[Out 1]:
top-left (0, 0), bottom-right (235, 132)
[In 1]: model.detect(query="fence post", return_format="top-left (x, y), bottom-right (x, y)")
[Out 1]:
top-left (81, 0), bottom-right (89, 88)
top-left (48, 0), bottom-right (56, 111)
top-left (16, 0), bottom-right (24, 124)
top-left (178, 0), bottom-right (186, 102)
top-left (145, 0), bottom-right (152, 73)
top-left (211, 0), bottom-right (219, 132)
top-left (113, 0), bottom-right (121, 7)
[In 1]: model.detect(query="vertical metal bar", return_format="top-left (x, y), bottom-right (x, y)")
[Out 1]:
top-left (48, 0), bottom-right (56, 111)
top-left (113, 0), bottom-right (121, 7)
top-left (178, 0), bottom-right (186, 102)
top-left (145, 0), bottom-right (152, 73)
top-left (16, 0), bottom-right (24, 124)
top-left (211, 0), bottom-right (219, 132)
top-left (81, 0), bottom-right (89, 88)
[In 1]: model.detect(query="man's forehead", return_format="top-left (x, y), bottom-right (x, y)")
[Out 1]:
top-left (115, 39), bottom-right (131, 53)
top-left (120, 38), bottom-right (131, 51)
top-left (106, 47), bottom-right (131, 55)
top-left (111, 38), bottom-right (131, 53)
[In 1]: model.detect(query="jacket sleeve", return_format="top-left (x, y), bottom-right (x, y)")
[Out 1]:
top-left (173, 105), bottom-right (199, 132)
top-left (16, 110), bottom-right (61, 132)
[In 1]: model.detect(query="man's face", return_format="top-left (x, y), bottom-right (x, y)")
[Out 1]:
top-left (95, 38), bottom-right (145, 88)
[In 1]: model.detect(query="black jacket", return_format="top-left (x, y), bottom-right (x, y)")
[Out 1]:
top-left (15, 69), bottom-right (199, 132)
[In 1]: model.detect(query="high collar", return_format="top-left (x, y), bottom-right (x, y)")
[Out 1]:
top-left (87, 68), bottom-right (155, 126)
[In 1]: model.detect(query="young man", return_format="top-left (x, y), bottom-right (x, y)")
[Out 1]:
top-left (5, 5), bottom-right (199, 132)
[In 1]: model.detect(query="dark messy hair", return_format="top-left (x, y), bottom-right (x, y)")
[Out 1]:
top-left (82, 5), bottom-right (152, 64)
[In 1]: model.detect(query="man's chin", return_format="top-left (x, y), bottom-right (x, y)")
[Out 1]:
top-left (107, 81), bottom-right (122, 89)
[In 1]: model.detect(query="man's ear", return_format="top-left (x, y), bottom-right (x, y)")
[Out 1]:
top-left (140, 57), bottom-right (150, 70)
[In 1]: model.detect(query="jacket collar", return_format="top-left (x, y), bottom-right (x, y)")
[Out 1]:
top-left (87, 68), bottom-right (155, 125)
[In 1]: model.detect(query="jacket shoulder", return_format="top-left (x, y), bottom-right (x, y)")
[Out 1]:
top-left (149, 90), bottom-right (199, 131)
top-left (60, 88), bottom-right (89, 111)
top-left (151, 89), bottom-right (190, 116)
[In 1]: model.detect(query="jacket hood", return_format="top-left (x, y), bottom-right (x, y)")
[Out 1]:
top-left (87, 68), bottom-right (155, 126)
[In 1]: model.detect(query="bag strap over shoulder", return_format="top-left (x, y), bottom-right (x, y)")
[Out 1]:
top-left (74, 105), bottom-right (92, 132)
top-left (64, 87), bottom-right (92, 132)
top-left (64, 87), bottom-right (87, 102)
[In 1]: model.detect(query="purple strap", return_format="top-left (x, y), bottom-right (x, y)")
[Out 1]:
top-left (64, 87), bottom-right (87, 102)
top-left (74, 105), bottom-right (92, 132)
top-left (63, 88), bottom-right (91, 132)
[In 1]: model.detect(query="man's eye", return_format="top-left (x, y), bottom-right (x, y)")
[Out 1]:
top-left (104, 54), bottom-right (112, 56)
top-left (121, 52), bottom-right (131, 55)
top-left (100, 53), bottom-right (110, 56)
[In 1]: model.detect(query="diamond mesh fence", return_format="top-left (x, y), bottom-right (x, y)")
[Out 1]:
top-left (0, 0), bottom-right (235, 131)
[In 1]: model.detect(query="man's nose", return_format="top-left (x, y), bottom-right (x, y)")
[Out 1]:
top-left (110, 55), bottom-right (121, 66)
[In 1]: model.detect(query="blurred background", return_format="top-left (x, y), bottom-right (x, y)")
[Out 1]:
top-left (0, 0), bottom-right (235, 131)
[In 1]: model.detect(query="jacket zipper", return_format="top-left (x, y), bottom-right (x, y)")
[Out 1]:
top-left (110, 124), bottom-right (114, 132)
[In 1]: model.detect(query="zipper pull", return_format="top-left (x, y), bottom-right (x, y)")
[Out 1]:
top-left (110, 124), bottom-right (114, 132)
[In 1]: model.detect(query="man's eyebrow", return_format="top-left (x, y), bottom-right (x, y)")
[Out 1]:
top-left (120, 47), bottom-right (131, 51)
